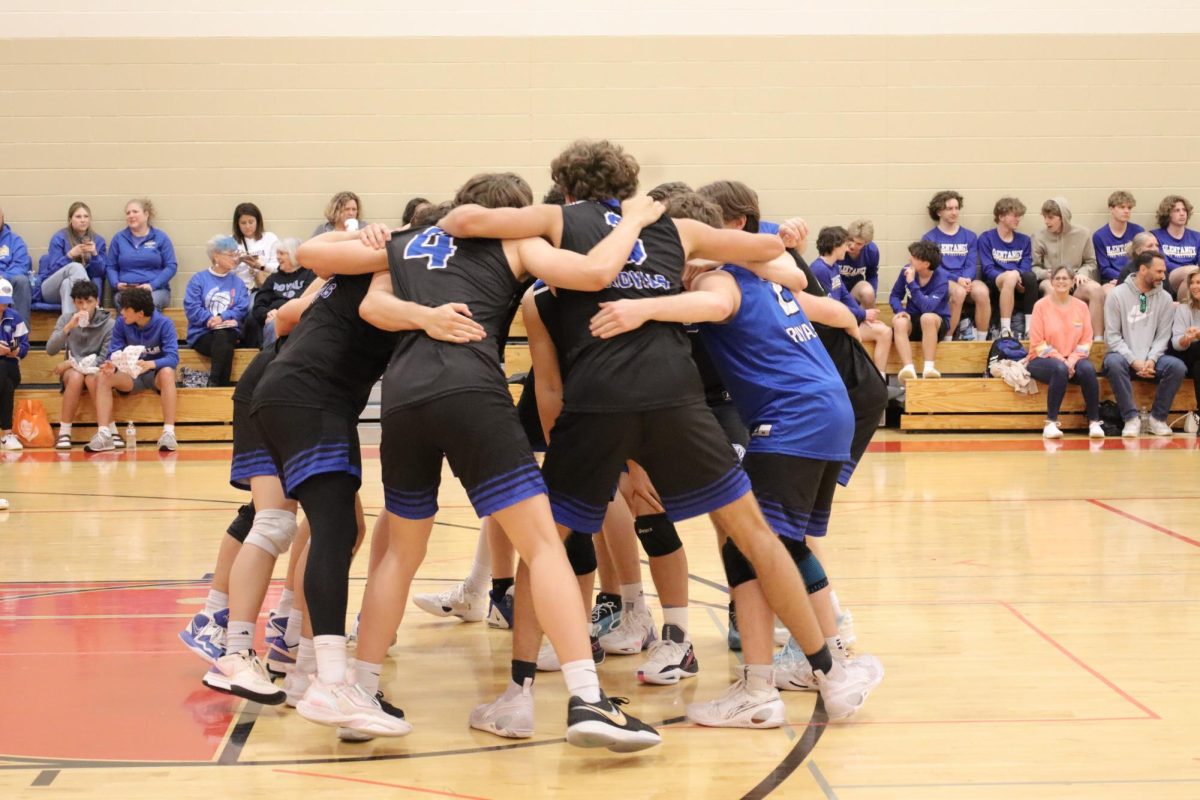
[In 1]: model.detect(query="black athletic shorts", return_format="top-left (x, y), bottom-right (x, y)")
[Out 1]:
top-left (230, 398), bottom-right (278, 490)
top-left (250, 406), bottom-right (362, 499)
top-left (381, 390), bottom-right (545, 520)
top-left (840, 339), bottom-right (888, 486)
top-left (708, 394), bottom-right (749, 460)
top-left (906, 316), bottom-right (948, 342)
top-left (515, 372), bottom-right (546, 452)
top-left (742, 451), bottom-right (842, 541)
top-left (542, 401), bottom-right (751, 534)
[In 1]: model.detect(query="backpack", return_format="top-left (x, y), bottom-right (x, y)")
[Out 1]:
top-left (1098, 400), bottom-right (1124, 437)
top-left (984, 336), bottom-right (1028, 377)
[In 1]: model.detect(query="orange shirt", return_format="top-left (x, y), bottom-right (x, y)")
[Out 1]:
top-left (1029, 296), bottom-right (1092, 366)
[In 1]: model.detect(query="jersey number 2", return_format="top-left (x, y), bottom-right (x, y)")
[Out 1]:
top-left (772, 283), bottom-right (800, 316)
top-left (405, 226), bottom-right (457, 269)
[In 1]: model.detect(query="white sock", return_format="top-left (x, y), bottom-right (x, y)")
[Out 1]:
top-left (284, 608), bottom-right (304, 647)
top-left (662, 606), bottom-right (688, 638)
top-left (463, 525), bottom-right (491, 596)
top-left (354, 659), bottom-right (383, 696)
top-left (59, 422), bottom-right (72, 435)
top-left (226, 620), bottom-right (255, 654)
top-left (1000, 317), bottom-right (1011, 331)
top-left (561, 658), bottom-right (601, 703)
top-left (203, 589), bottom-right (228, 616)
top-left (314, 635), bottom-right (348, 684)
top-left (744, 664), bottom-right (774, 693)
top-left (297, 637), bottom-right (316, 674)
top-left (163, 424), bottom-right (176, 434)
top-left (619, 582), bottom-right (645, 615)
top-left (275, 588), bottom-right (295, 618)
top-left (923, 360), bottom-right (936, 372)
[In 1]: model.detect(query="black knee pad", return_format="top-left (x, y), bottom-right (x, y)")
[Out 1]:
top-left (781, 537), bottom-right (829, 594)
top-left (721, 539), bottom-right (757, 589)
top-left (564, 531), bottom-right (597, 576)
top-left (635, 513), bottom-right (683, 558)
top-left (225, 502), bottom-right (256, 544)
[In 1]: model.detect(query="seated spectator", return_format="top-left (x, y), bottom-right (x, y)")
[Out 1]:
top-left (45, 281), bottom-right (114, 450)
top-left (890, 240), bottom-right (949, 382)
top-left (1033, 197), bottom-right (1103, 339)
top-left (311, 190), bottom-right (363, 236)
top-left (1170, 270), bottom-right (1200, 432)
top-left (1027, 267), bottom-right (1103, 440)
top-left (400, 196), bottom-right (433, 230)
top-left (978, 197), bottom-right (1036, 339)
top-left (0, 207), bottom-right (32, 323)
top-left (1102, 251), bottom-right (1187, 437)
top-left (106, 198), bottom-right (177, 309)
top-left (39, 202), bottom-right (107, 310)
top-left (811, 226), bottom-right (892, 375)
top-left (1151, 194), bottom-right (1200, 301)
top-left (86, 287), bottom-right (179, 453)
top-left (1093, 191), bottom-right (1144, 296)
top-left (231, 202), bottom-right (279, 291)
top-left (185, 236), bottom-right (251, 387)
top-left (837, 218), bottom-right (880, 308)
top-left (251, 237), bottom-right (314, 349)
top-left (1116, 231), bottom-right (1161, 284)
top-left (922, 190), bottom-right (989, 341)
top-left (0, 278), bottom-right (29, 451)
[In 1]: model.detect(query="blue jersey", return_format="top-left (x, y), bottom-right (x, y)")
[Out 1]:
top-left (836, 241), bottom-right (880, 291)
top-left (1093, 222), bottom-right (1145, 282)
top-left (699, 265), bottom-right (852, 461)
top-left (922, 226), bottom-right (979, 282)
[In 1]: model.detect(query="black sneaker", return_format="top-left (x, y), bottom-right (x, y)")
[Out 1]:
top-left (565, 692), bottom-right (661, 752)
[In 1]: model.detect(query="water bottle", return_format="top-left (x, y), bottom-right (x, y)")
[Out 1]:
top-left (1138, 407), bottom-right (1149, 429)
top-left (125, 422), bottom-right (137, 449)
top-left (344, 218), bottom-right (360, 232)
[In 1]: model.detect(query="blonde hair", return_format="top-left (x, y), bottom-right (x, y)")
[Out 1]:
top-left (323, 191), bottom-right (362, 225)
top-left (126, 197), bottom-right (155, 223)
top-left (846, 219), bottom-right (875, 242)
top-left (1125, 231), bottom-right (1158, 260)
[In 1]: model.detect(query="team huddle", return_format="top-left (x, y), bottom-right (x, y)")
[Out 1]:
top-left (176, 140), bottom-right (886, 753)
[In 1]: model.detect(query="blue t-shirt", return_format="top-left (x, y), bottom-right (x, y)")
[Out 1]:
top-left (922, 226), bottom-right (979, 282)
top-left (836, 241), bottom-right (879, 291)
top-left (977, 228), bottom-right (1033, 282)
top-left (1152, 228), bottom-right (1200, 273)
top-left (810, 257), bottom-right (866, 323)
top-left (699, 265), bottom-right (852, 463)
top-left (1092, 222), bottom-right (1145, 283)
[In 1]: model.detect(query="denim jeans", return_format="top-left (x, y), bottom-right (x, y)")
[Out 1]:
top-left (1102, 352), bottom-right (1187, 421)
top-left (1027, 357), bottom-right (1100, 422)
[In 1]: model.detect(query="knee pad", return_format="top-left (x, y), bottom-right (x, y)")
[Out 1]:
top-left (564, 531), bottom-right (597, 576)
top-left (720, 539), bottom-right (757, 589)
top-left (225, 503), bottom-right (256, 544)
top-left (244, 508), bottom-right (298, 558)
top-left (635, 513), bottom-right (683, 558)
top-left (781, 537), bottom-right (829, 594)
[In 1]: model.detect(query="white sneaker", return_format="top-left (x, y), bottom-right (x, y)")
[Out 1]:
top-left (1147, 416), bottom-right (1173, 437)
top-left (599, 606), bottom-right (656, 655)
top-left (1088, 421), bottom-right (1106, 439)
top-left (296, 677), bottom-right (412, 737)
top-left (773, 639), bottom-right (816, 691)
top-left (897, 364), bottom-right (917, 383)
top-left (283, 669), bottom-right (312, 708)
top-left (686, 673), bottom-right (787, 729)
top-left (815, 655), bottom-right (885, 721)
top-left (535, 639), bottom-right (561, 672)
top-left (922, 365), bottom-right (942, 379)
top-left (837, 608), bottom-right (857, 647)
top-left (84, 429), bottom-right (114, 453)
top-left (1042, 421), bottom-right (1063, 439)
top-left (55, 433), bottom-right (72, 450)
top-left (338, 692), bottom-right (407, 742)
top-left (1122, 417), bottom-right (1141, 438)
top-left (202, 650), bottom-right (286, 705)
top-left (157, 430), bottom-right (178, 452)
top-left (1, 434), bottom-right (24, 451)
top-left (636, 625), bottom-right (698, 685)
top-left (412, 582), bottom-right (487, 622)
top-left (469, 679), bottom-right (535, 739)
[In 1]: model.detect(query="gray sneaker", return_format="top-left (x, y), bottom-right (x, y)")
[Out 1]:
top-left (157, 430), bottom-right (178, 452)
top-left (84, 429), bottom-right (115, 453)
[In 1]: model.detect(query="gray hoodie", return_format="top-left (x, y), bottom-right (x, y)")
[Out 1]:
top-left (1103, 274), bottom-right (1174, 363)
top-left (1032, 196), bottom-right (1098, 282)
top-left (45, 307), bottom-right (114, 361)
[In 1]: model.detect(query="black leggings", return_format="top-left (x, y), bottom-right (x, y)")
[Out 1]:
top-left (0, 359), bottom-right (20, 429)
top-left (294, 472), bottom-right (361, 638)
top-left (1174, 343), bottom-right (1200, 407)
top-left (193, 328), bottom-right (240, 387)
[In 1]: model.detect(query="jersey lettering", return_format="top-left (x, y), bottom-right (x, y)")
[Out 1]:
top-left (771, 282), bottom-right (800, 316)
top-left (404, 226), bottom-right (457, 269)
top-left (603, 211), bottom-right (647, 265)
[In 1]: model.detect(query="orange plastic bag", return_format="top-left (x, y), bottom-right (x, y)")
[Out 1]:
top-left (14, 399), bottom-right (54, 448)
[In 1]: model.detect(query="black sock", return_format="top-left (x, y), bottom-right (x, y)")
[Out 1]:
top-left (595, 591), bottom-right (621, 608)
top-left (806, 644), bottom-right (833, 675)
top-left (492, 577), bottom-right (514, 597)
top-left (511, 659), bottom-right (536, 686)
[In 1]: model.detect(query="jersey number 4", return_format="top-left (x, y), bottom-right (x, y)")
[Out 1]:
top-left (603, 211), bottom-right (647, 265)
top-left (405, 226), bottom-right (457, 269)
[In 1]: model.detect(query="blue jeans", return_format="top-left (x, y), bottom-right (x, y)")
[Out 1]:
top-left (1102, 352), bottom-right (1187, 421)
top-left (4, 273), bottom-right (31, 323)
top-left (1027, 357), bottom-right (1099, 422)
top-left (261, 318), bottom-right (278, 350)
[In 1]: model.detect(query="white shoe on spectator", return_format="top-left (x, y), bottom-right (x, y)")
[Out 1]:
top-left (1147, 417), bottom-right (1173, 437)
top-left (84, 429), bottom-right (114, 453)
top-left (1, 434), bottom-right (23, 451)
top-left (1088, 421), bottom-right (1106, 439)
top-left (1042, 421), bottom-right (1063, 439)
top-left (157, 430), bottom-right (178, 451)
top-left (897, 364), bottom-right (917, 383)
top-left (0, 498), bottom-right (9, 510)
top-left (1121, 417), bottom-right (1141, 438)
top-left (922, 366), bottom-right (941, 379)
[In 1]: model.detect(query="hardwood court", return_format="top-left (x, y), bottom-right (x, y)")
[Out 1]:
top-left (1, 431), bottom-right (1198, 799)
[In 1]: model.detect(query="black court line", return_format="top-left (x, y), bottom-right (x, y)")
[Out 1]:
top-left (218, 703), bottom-right (261, 765)
top-left (30, 769), bottom-right (59, 787)
top-left (741, 699), bottom-right (828, 799)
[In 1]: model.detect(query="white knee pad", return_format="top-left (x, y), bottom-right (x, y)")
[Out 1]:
top-left (244, 508), bottom-right (298, 558)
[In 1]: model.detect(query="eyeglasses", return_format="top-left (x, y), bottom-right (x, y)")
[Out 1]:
top-left (1138, 293), bottom-right (1147, 313)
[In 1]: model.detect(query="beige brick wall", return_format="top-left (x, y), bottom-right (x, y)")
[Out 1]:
top-left (2, 35), bottom-right (1198, 298)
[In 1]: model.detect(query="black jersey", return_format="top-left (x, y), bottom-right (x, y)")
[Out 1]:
top-left (251, 273), bottom-right (397, 419)
top-left (381, 226), bottom-right (521, 414)
top-left (554, 200), bottom-right (704, 412)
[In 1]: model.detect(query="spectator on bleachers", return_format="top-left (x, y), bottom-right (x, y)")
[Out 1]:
top-left (890, 240), bottom-right (949, 382)
top-left (1027, 266), bottom-right (1103, 440)
top-left (837, 219), bottom-right (880, 308)
top-left (922, 190), bottom-right (989, 342)
top-left (231, 202), bottom-right (279, 292)
top-left (106, 198), bottom-right (177, 310)
top-left (811, 226), bottom-right (892, 375)
top-left (184, 236), bottom-right (251, 387)
top-left (400, 196), bottom-right (432, 230)
top-left (978, 197), bottom-right (1036, 339)
top-left (1116, 231), bottom-right (1160, 285)
top-left (1151, 194), bottom-right (1200, 302)
top-left (251, 237), bottom-right (314, 349)
top-left (0, 278), bottom-right (30, 451)
top-left (1170, 270), bottom-right (1200, 431)
top-left (86, 287), bottom-right (178, 453)
top-left (45, 281), bottom-right (114, 450)
top-left (311, 190), bottom-right (363, 237)
top-left (39, 202), bottom-right (107, 311)
top-left (0, 207), bottom-right (33, 324)
top-left (1102, 250), bottom-right (1187, 437)
top-left (1033, 197), bottom-right (1103, 340)
top-left (1093, 191), bottom-right (1143, 296)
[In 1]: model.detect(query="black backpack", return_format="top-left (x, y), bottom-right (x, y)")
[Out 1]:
top-left (984, 336), bottom-right (1028, 377)
top-left (1098, 400), bottom-right (1124, 436)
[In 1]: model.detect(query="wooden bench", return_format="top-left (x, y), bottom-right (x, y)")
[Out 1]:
top-left (862, 340), bottom-right (1108, 377)
top-left (15, 387), bottom-right (235, 444)
top-left (19, 350), bottom-right (259, 386)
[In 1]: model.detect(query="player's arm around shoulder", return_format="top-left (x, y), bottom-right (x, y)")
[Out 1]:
top-left (588, 269), bottom-right (739, 340)
top-left (297, 227), bottom-right (390, 279)
top-left (676, 218), bottom-right (785, 271)
top-left (440, 203), bottom-right (564, 245)
top-left (358, 269), bottom-right (486, 343)
top-left (796, 293), bottom-right (861, 340)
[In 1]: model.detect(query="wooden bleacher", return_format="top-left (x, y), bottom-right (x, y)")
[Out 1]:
top-left (19, 388), bottom-right (235, 444)
top-left (20, 349), bottom-right (259, 386)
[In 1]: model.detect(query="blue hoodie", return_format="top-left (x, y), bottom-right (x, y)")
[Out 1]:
top-left (835, 241), bottom-right (880, 291)
top-left (977, 228), bottom-right (1033, 282)
top-left (811, 257), bottom-right (866, 323)
top-left (0, 224), bottom-right (32, 281)
top-left (922, 226), bottom-right (978, 283)
top-left (184, 269), bottom-right (251, 345)
top-left (46, 229), bottom-right (109, 281)
top-left (105, 227), bottom-right (178, 290)
top-left (108, 310), bottom-right (179, 369)
top-left (889, 267), bottom-right (950, 325)
top-left (0, 306), bottom-right (30, 360)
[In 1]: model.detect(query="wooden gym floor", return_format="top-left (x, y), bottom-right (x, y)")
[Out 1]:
top-left (1, 430), bottom-right (1198, 799)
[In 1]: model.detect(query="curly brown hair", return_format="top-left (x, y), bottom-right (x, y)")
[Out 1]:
top-left (992, 197), bottom-right (1026, 223)
top-left (697, 180), bottom-right (760, 232)
top-left (1156, 194), bottom-right (1194, 229)
top-left (666, 192), bottom-right (723, 228)
top-left (453, 172), bottom-right (533, 210)
top-left (549, 140), bottom-right (640, 202)
top-left (927, 190), bottom-right (963, 222)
